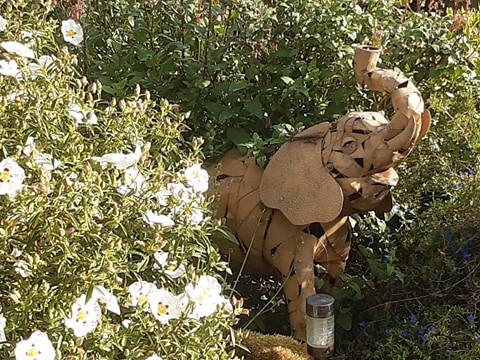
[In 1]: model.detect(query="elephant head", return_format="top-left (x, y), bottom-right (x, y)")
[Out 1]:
top-left (211, 45), bottom-right (431, 341)
top-left (260, 45), bottom-right (431, 226)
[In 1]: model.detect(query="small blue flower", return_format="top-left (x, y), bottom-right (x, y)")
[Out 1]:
top-left (467, 314), bottom-right (476, 323)
top-left (445, 346), bottom-right (452, 356)
top-left (374, 340), bottom-right (381, 348)
top-left (443, 230), bottom-right (452, 242)
top-left (410, 314), bottom-right (417, 323)
top-left (421, 335), bottom-right (428, 344)
top-left (476, 336), bottom-right (480, 343)
top-left (418, 327), bottom-right (425, 335)
top-left (450, 245), bottom-right (457, 253)
top-left (452, 183), bottom-right (465, 190)
top-left (462, 250), bottom-right (472, 260)
top-left (460, 169), bottom-right (474, 176)
top-left (385, 327), bottom-right (392, 336)
top-left (426, 325), bottom-right (435, 333)
top-left (402, 330), bottom-right (409, 337)
top-left (466, 237), bottom-right (475, 248)
top-left (359, 321), bottom-right (367, 328)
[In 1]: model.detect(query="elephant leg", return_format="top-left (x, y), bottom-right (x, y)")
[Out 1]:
top-left (315, 217), bottom-right (352, 291)
top-left (271, 231), bottom-right (318, 341)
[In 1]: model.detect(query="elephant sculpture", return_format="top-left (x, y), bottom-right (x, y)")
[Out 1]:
top-left (209, 45), bottom-right (431, 340)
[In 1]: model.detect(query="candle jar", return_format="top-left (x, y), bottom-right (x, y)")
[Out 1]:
top-left (306, 294), bottom-right (335, 359)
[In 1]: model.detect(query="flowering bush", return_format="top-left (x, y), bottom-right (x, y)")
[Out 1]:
top-left (0, 2), bottom-right (240, 359)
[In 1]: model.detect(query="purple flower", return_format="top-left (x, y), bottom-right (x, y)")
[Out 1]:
top-left (375, 340), bottom-right (381, 348)
top-left (418, 327), bottom-right (425, 335)
top-left (359, 321), bottom-right (367, 328)
top-left (467, 314), bottom-right (476, 323)
top-left (410, 314), bottom-right (417, 323)
top-left (450, 245), bottom-right (457, 253)
top-left (445, 346), bottom-right (452, 356)
top-left (385, 327), bottom-right (392, 336)
top-left (402, 330), bottom-right (409, 337)
top-left (427, 325), bottom-right (435, 333)
top-left (421, 335), bottom-right (428, 344)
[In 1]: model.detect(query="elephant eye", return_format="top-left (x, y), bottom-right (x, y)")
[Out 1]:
top-left (342, 140), bottom-right (357, 154)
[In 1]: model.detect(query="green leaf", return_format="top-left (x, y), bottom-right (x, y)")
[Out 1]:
top-left (226, 127), bottom-right (251, 154)
top-left (214, 228), bottom-right (240, 245)
top-left (229, 81), bottom-right (249, 92)
top-left (315, 277), bottom-right (325, 290)
top-left (368, 259), bottom-right (388, 278)
top-left (243, 97), bottom-right (263, 119)
top-left (281, 76), bottom-right (294, 85)
top-left (195, 79), bottom-right (211, 89)
top-left (337, 312), bottom-right (352, 331)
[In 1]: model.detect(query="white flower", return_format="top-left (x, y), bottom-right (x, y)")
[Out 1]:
top-left (65, 294), bottom-right (102, 337)
top-left (148, 288), bottom-right (183, 324)
top-left (11, 248), bottom-right (22, 257)
top-left (153, 251), bottom-right (186, 279)
top-left (121, 319), bottom-right (132, 328)
top-left (68, 103), bottom-right (98, 125)
top-left (155, 182), bottom-right (199, 207)
top-left (0, 59), bottom-right (22, 79)
top-left (91, 143), bottom-right (143, 170)
top-left (188, 208), bottom-right (204, 225)
top-left (14, 330), bottom-right (55, 360)
top-left (145, 355), bottom-right (163, 360)
top-left (0, 158), bottom-right (25, 198)
top-left (92, 285), bottom-right (121, 315)
top-left (23, 137), bottom-right (61, 171)
top-left (29, 55), bottom-right (54, 78)
top-left (1, 41), bottom-right (35, 59)
top-left (128, 281), bottom-right (157, 307)
top-left (184, 164), bottom-right (209, 193)
top-left (0, 314), bottom-right (6, 342)
top-left (143, 211), bottom-right (175, 227)
top-left (167, 183), bottom-right (191, 203)
top-left (14, 260), bottom-right (32, 278)
top-left (32, 152), bottom-right (61, 171)
top-left (185, 275), bottom-right (225, 319)
top-left (117, 166), bottom-right (147, 196)
top-left (6, 90), bottom-right (27, 102)
top-left (0, 15), bottom-right (7, 32)
top-left (61, 19), bottom-right (84, 46)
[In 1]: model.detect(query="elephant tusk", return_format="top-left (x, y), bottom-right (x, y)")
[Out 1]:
top-left (386, 116), bottom-right (418, 152)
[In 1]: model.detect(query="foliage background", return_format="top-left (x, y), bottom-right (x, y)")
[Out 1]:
top-left (0, 1), bottom-right (239, 359)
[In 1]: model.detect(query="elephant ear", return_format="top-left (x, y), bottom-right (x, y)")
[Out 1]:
top-left (260, 123), bottom-right (344, 225)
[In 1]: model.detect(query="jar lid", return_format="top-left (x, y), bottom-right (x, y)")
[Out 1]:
top-left (306, 294), bottom-right (335, 318)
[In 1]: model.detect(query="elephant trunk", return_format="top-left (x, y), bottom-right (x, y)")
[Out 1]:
top-left (353, 45), bottom-right (431, 164)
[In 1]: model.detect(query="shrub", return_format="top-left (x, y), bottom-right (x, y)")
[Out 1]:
top-left (0, 2), bottom-right (240, 359)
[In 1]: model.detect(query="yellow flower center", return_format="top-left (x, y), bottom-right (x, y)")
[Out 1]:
top-left (67, 29), bottom-right (76, 37)
top-left (0, 168), bottom-right (10, 182)
top-left (26, 347), bottom-right (38, 357)
top-left (77, 310), bottom-right (87, 321)
top-left (157, 303), bottom-right (169, 315)
top-left (166, 264), bottom-right (176, 271)
top-left (138, 294), bottom-right (148, 303)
